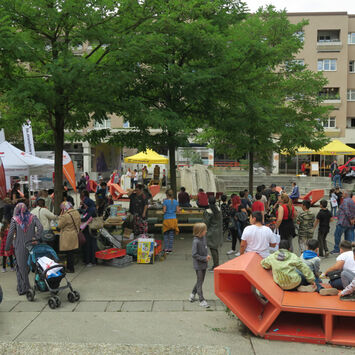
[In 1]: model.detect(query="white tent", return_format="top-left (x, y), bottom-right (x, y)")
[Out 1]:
top-left (0, 140), bottom-right (54, 188)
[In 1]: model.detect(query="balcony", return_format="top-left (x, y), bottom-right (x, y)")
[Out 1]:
top-left (320, 98), bottom-right (341, 108)
top-left (317, 40), bottom-right (342, 52)
top-left (317, 30), bottom-right (342, 52)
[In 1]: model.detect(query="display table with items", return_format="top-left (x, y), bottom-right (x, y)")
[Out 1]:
top-left (147, 207), bottom-right (204, 229)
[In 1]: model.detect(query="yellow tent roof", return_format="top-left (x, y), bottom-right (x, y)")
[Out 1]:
top-left (281, 147), bottom-right (315, 155)
top-left (124, 149), bottom-right (169, 164)
top-left (317, 140), bottom-right (355, 155)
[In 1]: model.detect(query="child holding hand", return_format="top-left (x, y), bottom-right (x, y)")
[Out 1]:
top-left (190, 223), bottom-right (211, 308)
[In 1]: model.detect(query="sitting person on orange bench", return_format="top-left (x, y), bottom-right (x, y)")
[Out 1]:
top-left (339, 244), bottom-right (355, 301)
top-left (261, 240), bottom-right (317, 293)
top-left (300, 239), bottom-right (338, 296)
top-left (325, 240), bottom-right (355, 290)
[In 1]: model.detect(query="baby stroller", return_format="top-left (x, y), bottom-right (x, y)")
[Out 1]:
top-left (26, 240), bottom-right (80, 309)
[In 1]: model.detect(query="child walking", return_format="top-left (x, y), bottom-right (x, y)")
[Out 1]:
top-left (190, 223), bottom-right (211, 308)
top-left (329, 189), bottom-right (338, 217)
top-left (0, 221), bottom-right (15, 272)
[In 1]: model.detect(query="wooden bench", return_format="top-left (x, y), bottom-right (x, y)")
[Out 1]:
top-left (215, 252), bottom-right (355, 346)
top-left (154, 223), bottom-right (195, 228)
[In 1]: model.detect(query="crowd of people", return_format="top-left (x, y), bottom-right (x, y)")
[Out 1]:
top-left (0, 184), bottom-right (101, 296)
top-left (189, 182), bottom-right (355, 308)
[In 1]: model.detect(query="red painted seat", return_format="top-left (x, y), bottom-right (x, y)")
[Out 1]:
top-left (297, 189), bottom-right (324, 206)
top-left (215, 252), bottom-right (355, 346)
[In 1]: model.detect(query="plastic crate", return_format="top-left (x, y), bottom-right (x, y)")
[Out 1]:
top-left (95, 248), bottom-right (126, 260)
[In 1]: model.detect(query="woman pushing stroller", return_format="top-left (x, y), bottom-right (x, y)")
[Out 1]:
top-left (5, 203), bottom-right (43, 295)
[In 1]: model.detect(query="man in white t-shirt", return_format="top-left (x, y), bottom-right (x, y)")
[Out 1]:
top-left (240, 212), bottom-right (277, 259)
top-left (325, 240), bottom-right (355, 290)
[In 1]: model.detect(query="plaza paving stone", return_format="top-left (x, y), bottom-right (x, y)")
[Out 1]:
top-left (105, 301), bottom-right (124, 312)
top-left (121, 300), bottom-right (153, 312)
top-left (152, 300), bottom-right (183, 312)
top-left (75, 301), bottom-right (109, 312)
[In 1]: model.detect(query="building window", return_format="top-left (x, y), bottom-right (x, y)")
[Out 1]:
top-left (350, 61), bottom-right (355, 73)
top-left (94, 119), bottom-right (111, 129)
top-left (319, 87), bottom-right (340, 100)
top-left (347, 90), bottom-right (355, 101)
top-left (317, 59), bottom-right (337, 71)
top-left (318, 30), bottom-right (340, 42)
top-left (322, 117), bottom-right (336, 128)
top-left (349, 33), bottom-right (355, 44)
top-left (347, 117), bottom-right (355, 128)
top-left (295, 31), bottom-right (304, 43)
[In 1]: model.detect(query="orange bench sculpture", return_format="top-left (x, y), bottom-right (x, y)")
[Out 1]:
top-left (215, 252), bottom-right (355, 346)
top-left (297, 189), bottom-right (324, 206)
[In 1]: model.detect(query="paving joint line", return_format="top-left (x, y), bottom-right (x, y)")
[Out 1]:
top-left (12, 311), bottom-right (43, 341)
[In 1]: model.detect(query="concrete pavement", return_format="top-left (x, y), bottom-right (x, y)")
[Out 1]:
top-left (1, 213), bottom-right (355, 354)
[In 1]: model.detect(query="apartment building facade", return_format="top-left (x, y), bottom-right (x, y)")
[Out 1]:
top-left (287, 12), bottom-right (355, 146)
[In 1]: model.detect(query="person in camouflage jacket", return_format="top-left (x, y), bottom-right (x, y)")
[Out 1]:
top-left (297, 200), bottom-right (315, 253)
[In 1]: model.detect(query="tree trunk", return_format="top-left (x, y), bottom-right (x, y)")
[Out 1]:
top-left (248, 151), bottom-right (254, 194)
top-left (53, 114), bottom-right (65, 215)
top-left (168, 143), bottom-right (177, 198)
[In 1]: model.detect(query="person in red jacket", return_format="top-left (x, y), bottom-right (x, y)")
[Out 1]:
top-left (197, 189), bottom-right (209, 209)
top-left (252, 193), bottom-right (265, 223)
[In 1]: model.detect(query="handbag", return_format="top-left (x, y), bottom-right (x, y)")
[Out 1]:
top-left (327, 270), bottom-right (342, 281)
top-left (236, 211), bottom-right (248, 223)
top-left (68, 212), bottom-right (86, 246)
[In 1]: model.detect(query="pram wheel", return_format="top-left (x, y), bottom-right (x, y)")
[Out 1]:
top-left (53, 295), bottom-right (61, 308)
top-left (26, 288), bottom-right (35, 302)
top-left (48, 297), bottom-right (57, 309)
top-left (67, 292), bottom-right (76, 303)
top-left (73, 291), bottom-right (80, 301)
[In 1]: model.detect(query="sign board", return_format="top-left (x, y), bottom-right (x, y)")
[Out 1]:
top-left (311, 161), bottom-right (319, 176)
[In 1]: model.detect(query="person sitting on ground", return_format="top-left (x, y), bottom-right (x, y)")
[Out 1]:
top-left (325, 240), bottom-right (355, 290)
top-left (252, 193), bottom-right (265, 224)
top-left (301, 239), bottom-right (338, 296)
top-left (297, 200), bottom-right (315, 254)
top-left (339, 244), bottom-right (355, 301)
top-left (197, 188), bottom-right (209, 209)
top-left (239, 212), bottom-right (276, 259)
top-left (261, 240), bottom-right (316, 292)
top-left (178, 187), bottom-right (191, 208)
top-left (289, 182), bottom-right (300, 203)
top-left (314, 200), bottom-right (332, 257)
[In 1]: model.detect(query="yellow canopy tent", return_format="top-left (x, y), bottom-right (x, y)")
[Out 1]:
top-left (281, 147), bottom-right (315, 155)
top-left (124, 149), bottom-right (169, 164)
top-left (316, 140), bottom-right (355, 155)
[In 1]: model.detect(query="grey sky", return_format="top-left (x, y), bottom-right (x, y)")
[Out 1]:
top-left (246, 0), bottom-right (355, 14)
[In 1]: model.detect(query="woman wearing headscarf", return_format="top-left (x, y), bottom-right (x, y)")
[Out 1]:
top-left (5, 203), bottom-right (43, 295)
top-left (58, 201), bottom-right (81, 273)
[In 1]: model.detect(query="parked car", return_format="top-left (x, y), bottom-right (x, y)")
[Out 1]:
top-left (339, 158), bottom-right (355, 172)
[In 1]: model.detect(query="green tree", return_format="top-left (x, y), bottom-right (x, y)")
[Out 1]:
top-left (201, 7), bottom-right (331, 192)
top-left (84, 0), bottom-right (247, 195)
top-left (0, 0), bottom-right (153, 212)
